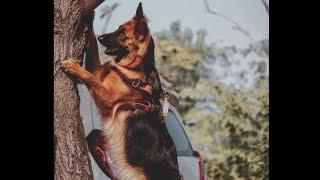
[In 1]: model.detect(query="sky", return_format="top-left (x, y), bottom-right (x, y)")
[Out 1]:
top-left (93, 0), bottom-right (269, 48)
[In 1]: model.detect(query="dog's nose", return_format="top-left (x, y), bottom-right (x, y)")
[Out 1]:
top-left (98, 35), bottom-right (105, 43)
top-left (98, 34), bottom-right (113, 47)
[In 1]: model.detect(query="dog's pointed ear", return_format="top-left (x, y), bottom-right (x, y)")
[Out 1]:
top-left (134, 2), bottom-right (144, 20)
top-left (135, 20), bottom-right (148, 36)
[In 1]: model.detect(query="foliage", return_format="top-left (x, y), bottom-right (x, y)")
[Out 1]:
top-left (154, 21), bottom-right (269, 180)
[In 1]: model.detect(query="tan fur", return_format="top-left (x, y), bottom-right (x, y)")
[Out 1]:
top-left (101, 104), bottom-right (148, 180)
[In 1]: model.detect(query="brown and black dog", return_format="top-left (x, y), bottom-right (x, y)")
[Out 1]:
top-left (61, 3), bottom-right (182, 180)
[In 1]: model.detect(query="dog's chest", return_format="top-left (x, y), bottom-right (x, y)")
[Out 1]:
top-left (101, 64), bottom-right (147, 103)
top-left (102, 71), bottom-right (131, 97)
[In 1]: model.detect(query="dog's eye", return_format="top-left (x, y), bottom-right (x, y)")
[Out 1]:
top-left (119, 33), bottom-right (127, 40)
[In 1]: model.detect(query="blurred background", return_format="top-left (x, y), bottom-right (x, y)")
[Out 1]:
top-left (93, 0), bottom-right (269, 179)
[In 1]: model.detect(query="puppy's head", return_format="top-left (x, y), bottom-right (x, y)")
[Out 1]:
top-left (98, 2), bottom-right (152, 69)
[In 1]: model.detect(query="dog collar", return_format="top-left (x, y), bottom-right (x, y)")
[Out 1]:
top-left (109, 65), bottom-right (175, 116)
top-left (110, 65), bottom-right (153, 97)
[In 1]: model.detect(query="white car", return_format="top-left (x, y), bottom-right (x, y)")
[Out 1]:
top-left (78, 84), bottom-right (206, 180)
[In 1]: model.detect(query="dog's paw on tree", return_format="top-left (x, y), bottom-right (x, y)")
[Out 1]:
top-left (61, 59), bottom-right (82, 76)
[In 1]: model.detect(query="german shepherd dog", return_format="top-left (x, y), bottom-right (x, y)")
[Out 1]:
top-left (61, 3), bottom-right (182, 180)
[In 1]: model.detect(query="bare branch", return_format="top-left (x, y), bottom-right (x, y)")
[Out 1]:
top-left (260, 0), bottom-right (269, 15)
top-left (100, 3), bottom-right (119, 34)
top-left (84, 0), bottom-right (105, 13)
top-left (101, 13), bottom-right (113, 34)
top-left (203, 0), bottom-right (260, 47)
top-left (100, 3), bottom-right (119, 18)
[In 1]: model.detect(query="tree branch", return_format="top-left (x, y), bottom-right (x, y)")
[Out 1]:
top-left (84, 0), bottom-right (105, 13)
top-left (203, 0), bottom-right (255, 42)
top-left (101, 13), bottom-right (112, 34)
top-left (260, 0), bottom-right (269, 15)
top-left (100, 3), bottom-right (119, 34)
top-left (100, 3), bottom-right (119, 18)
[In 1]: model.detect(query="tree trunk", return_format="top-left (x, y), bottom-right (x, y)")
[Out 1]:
top-left (54, 0), bottom-right (104, 179)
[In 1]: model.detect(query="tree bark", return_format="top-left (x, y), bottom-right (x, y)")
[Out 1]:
top-left (54, 0), bottom-right (103, 179)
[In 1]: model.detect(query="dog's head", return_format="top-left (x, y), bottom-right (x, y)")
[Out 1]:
top-left (98, 2), bottom-right (153, 69)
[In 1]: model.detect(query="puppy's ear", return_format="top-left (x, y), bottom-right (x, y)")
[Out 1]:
top-left (134, 2), bottom-right (144, 20)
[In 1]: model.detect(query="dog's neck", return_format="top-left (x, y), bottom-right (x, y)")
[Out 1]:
top-left (112, 61), bottom-right (147, 81)
top-left (118, 54), bottom-right (142, 70)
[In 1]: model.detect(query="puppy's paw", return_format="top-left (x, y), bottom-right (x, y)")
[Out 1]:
top-left (61, 59), bottom-right (82, 76)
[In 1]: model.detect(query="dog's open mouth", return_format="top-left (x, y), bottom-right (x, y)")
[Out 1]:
top-left (105, 47), bottom-right (119, 56)
top-left (98, 34), bottom-right (129, 58)
top-left (105, 46), bottom-right (129, 62)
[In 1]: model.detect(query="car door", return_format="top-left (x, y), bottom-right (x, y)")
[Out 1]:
top-left (164, 108), bottom-right (201, 180)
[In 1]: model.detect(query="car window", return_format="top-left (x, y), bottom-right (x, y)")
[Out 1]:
top-left (164, 110), bottom-right (193, 156)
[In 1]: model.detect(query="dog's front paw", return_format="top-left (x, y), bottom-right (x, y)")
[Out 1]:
top-left (61, 59), bottom-right (82, 76)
